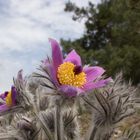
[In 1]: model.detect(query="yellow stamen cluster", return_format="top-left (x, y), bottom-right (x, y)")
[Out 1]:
top-left (57, 62), bottom-right (86, 87)
top-left (6, 91), bottom-right (13, 106)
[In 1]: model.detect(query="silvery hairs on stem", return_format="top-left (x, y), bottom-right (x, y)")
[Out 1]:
top-left (13, 70), bottom-right (33, 110)
top-left (37, 108), bottom-right (79, 140)
top-left (83, 73), bottom-right (139, 140)
top-left (0, 71), bottom-right (140, 140)
top-left (0, 114), bottom-right (38, 140)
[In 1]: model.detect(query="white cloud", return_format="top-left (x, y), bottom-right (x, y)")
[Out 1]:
top-left (0, 0), bottom-right (87, 52)
top-left (0, 59), bottom-right (22, 93)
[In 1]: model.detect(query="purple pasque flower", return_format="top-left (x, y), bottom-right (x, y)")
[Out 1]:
top-left (42, 38), bottom-right (111, 97)
top-left (0, 69), bottom-right (24, 112)
top-left (0, 86), bottom-right (17, 112)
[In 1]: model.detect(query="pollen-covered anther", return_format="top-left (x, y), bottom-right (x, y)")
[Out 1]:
top-left (57, 62), bottom-right (86, 87)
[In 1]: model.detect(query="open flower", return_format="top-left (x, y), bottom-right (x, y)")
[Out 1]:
top-left (0, 70), bottom-right (30, 113)
top-left (0, 86), bottom-right (17, 112)
top-left (0, 70), bottom-right (23, 112)
top-left (42, 39), bottom-right (111, 97)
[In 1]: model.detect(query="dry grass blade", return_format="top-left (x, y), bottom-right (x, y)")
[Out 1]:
top-left (117, 128), bottom-right (140, 140)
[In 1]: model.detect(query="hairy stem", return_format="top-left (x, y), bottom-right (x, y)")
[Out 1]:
top-left (55, 102), bottom-right (64, 140)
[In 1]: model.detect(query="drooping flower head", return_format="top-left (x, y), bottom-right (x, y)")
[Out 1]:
top-left (42, 39), bottom-right (111, 97)
top-left (0, 86), bottom-right (17, 111)
top-left (0, 70), bottom-right (29, 113)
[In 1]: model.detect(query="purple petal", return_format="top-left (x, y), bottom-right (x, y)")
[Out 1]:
top-left (11, 86), bottom-right (17, 105)
top-left (84, 66), bottom-right (105, 82)
top-left (42, 62), bottom-right (60, 87)
top-left (83, 77), bottom-right (112, 92)
top-left (59, 85), bottom-right (78, 97)
top-left (0, 104), bottom-right (9, 112)
top-left (49, 38), bottom-right (63, 72)
top-left (0, 92), bottom-right (8, 100)
top-left (64, 50), bottom-right (82, 66)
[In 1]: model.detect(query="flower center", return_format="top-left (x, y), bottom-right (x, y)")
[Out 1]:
top-left (6, 91), bottom-right (13, 106)
top-left (57, 62), bottom-right (86, 87)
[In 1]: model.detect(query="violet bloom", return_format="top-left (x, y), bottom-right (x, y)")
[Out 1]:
top-left (42, 39), bottom-right (111, 97)
top-left (0, 86), bottom-right (17, 111)
top-left (0, 70), bottom-right (24, 112)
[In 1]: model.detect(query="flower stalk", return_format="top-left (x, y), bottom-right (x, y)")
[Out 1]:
top-left (55, 101), bottom-right (64, 140)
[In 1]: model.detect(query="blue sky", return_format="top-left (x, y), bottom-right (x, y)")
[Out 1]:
top-left (0, 0), bottom-right (100, 92)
